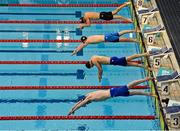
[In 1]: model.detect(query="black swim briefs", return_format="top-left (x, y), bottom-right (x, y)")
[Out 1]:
top-left (99, 12), bottom-right (113, 20)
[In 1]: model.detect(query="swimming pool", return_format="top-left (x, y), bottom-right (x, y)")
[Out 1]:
top-left (0, 0), bottom-right (161, 130)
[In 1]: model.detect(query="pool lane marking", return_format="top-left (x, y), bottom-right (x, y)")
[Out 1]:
top-left (0, 28), bottom-right (82, 35)
top-left (0, 50), bottom-right (82, 56)
top-left (0, 69), bottom-right (85, 79)
top-left (40, 54), bottom-right (49, 73)
top-left (0, 50), bottom-right (73, 53)
top-left (0, 71), bottom-right (82, 76)
top-left (0, 98), bottom-right (148, 103)
top-left (37, 76), bottom-right (47, 128)
top-left (0, 11), bottom-right (81, 18)
top-left (39, 78), bottom-right (47, 97)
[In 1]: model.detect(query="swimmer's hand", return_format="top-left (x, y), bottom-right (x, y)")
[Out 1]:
top-left (68, 110), bottom-right (74, 116)
top-left (146, 77), bottom-right (154, 81)
top-left (98, 74), bottom-right (102, 82)
top-left (150, 93), bottom-right (158, 98)
top-left (79, 24), bottom-right (84, 30)
top-left (127, 19), bottom-right (133, 23)
top-left (71, 50), bottom-right (77, 56)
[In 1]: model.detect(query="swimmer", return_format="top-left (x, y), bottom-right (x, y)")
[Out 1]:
top-left (79, 2), bottom-right (132, 29)
top-left (68, 77), bottom-right (156, 116)
top-left (85, 52), bottom-right (152, 82)
top-left (71, 28), bottom-right (140, 55)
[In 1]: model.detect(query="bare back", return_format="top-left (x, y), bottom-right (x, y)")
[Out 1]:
top-left (86, 35), bottom-right (104, 44)
top-left (84, 12), bottom-right (100, 19)
top-left (87, 90), bottom-right (111, 101)
top-left (91, 55), bottom-right (111, 65)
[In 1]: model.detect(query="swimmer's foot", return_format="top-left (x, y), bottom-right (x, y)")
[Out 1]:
top-left (148, 67), bottom-right (155, 72)
top-left (150, 93), bottom-right (158, 98)
top-left (127, 18), bottom-right (133, 23)
top-left (145, 65), bottom-right (154, 71)
top-left (133, 39), bottom-right (139, 43)
top-left (136, 27), bottom-right (141, 33)
top-left (128, 38), bottom-right (139, 43)
top-left (146, 77), bottom-right (154, 81)
top-left (146, 51), bottom-right (151, 56)
top-left (125, 2), bottom-right (131, 6)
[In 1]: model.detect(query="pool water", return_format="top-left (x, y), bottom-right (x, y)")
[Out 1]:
top-left (0, 0), bottom-right (160, 130)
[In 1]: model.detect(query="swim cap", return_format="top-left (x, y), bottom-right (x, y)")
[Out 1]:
top-left (85, 61), bottom-right (91, 69)
top-left (80, 17), bottom-right (85, 23)
top-left (81, 36), bottom-right (87, 43)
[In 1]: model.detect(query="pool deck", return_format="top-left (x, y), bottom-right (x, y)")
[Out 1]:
top-left (156, 0), bottom-right (180, 65)
top-left (133, 0), bottom-right (180, 130)
top-left (155, 0), bottom-right (180, 129)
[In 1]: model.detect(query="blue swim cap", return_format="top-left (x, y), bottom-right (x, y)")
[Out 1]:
top-left (81, 36), bottom-right (87, 43)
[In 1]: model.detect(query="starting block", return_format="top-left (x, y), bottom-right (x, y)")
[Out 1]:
top-left (138, 6), bottom-right (158, 15)
top-left (143, 24), bottom-right (165, 34)
top-left (156, 71), bottom-right (180, 82)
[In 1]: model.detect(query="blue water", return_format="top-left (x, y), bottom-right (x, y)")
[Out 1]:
top-left (0, 0), bottom-right (161, 130)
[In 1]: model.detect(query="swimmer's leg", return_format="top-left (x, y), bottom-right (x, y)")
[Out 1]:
top-left (118, 28), bottom-right (140, 36)
top-left (128, 77), bottom-right (156, 97)
top-left (126, 52), bottom-right (150, 61)
top-left (127, 77), bottom-right (153, 88)
top-left (113, 15), bottom-right (133, 23)
top-left (129, 91), bottom-right (156, 97)
top-left (119, 38), bottom-right (138, 42)
top-left (127, 61), bottom-right (153, 71)
top-left (117, 29), bottom-right (140, 42)
top-left (112, 2), bottom-right (131, 15)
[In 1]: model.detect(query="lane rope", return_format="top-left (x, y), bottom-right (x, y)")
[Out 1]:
top-left (0, 61), bottom-right (87, 64)
top-left (0, 39), bottom-right (81, 43)
top-left (0, 115), bottom-right (156, 120)
top-left (0, 20), bottom-right (131, 24)
top-left (0, 85), bottom-right (149, 90)
top-left (0, 60), bottom-right (141, 64)
top-left (0, 39), bottom-right (135, 43)
top-left (2, 4), bottom-right (122, 7)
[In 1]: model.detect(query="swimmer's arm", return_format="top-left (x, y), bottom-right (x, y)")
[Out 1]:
top-left (71, 43), bottom-right (88, 56)
top-left (68, 98), bottom-right (90, 116)
top-left (95, 62), bottom-right (103, 82)
top-left (79, 19), bottom-right (91, 29)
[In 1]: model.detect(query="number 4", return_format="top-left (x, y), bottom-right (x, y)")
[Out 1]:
top-left (163, 86), bottom-right (168, 93)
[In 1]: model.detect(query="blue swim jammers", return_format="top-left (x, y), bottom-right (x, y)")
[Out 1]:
top-left (104, 32), bottom-right (120, 42)
top-left (110, 56), bottom-right (127, 66)
top-left (110, 85), bottom-right (129, 97)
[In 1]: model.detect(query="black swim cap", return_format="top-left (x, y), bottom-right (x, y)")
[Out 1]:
top-left (81, 36), bottom-right (87, 43)
top-left (85, 61), bottom-right (91, 69)
top-left (80, 17), bottom-right (85, 23)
